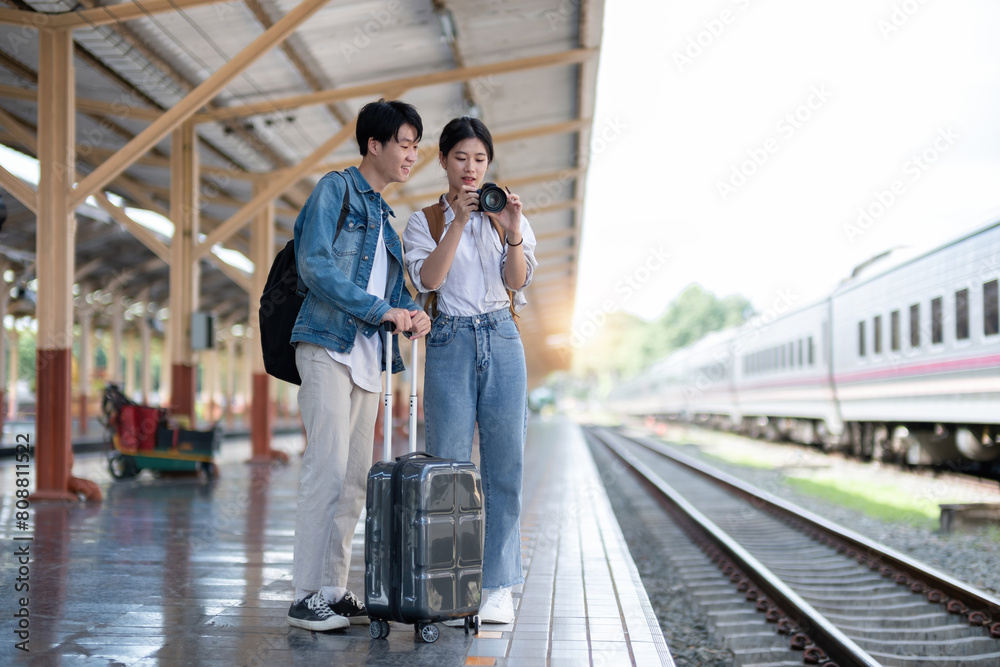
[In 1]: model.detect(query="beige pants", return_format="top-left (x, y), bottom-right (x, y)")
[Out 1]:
top-left (292, 342), bottom-right (379, 591)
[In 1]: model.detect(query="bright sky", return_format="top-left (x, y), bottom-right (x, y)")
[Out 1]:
top-left (575, 0), bottom-right (1000, 324)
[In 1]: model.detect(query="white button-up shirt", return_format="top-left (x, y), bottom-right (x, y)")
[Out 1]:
top-left (402, 200), bottom-right (538, 317)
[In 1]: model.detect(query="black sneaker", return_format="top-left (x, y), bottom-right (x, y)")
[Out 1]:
top-left (328, 590), bottom-right (369, 625)
top-left (287, 593), bottom-right (349, 632)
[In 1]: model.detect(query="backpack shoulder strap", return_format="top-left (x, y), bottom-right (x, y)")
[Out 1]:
top-left (421, 202), bottom-right (446, 243)
top-left (489, 218), bottom-right (506, 245)
top-left (296, 172), bottom-right (351, 296)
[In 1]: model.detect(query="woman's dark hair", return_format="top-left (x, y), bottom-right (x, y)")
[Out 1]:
top-left (356, 98), bottom-right (423, 156)
top-left (439, 116), bottom-right (494, 162)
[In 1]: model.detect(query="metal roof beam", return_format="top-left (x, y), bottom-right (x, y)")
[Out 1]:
top-left (204, 47), bottom-right (598, 122)
top-left (70, 0), bottom-right (332, 209)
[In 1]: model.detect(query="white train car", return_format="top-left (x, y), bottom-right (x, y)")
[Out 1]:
top-left (607, 348), bottom-right (690, 419)
top-left (830, 220), bottom-right (1000, 464)
top-left (610, 218), bottom-right (1000, 469)
top-left (730, 299), bottom-right (841, 446)
top-left (682, 327), bottom-right (740, 428)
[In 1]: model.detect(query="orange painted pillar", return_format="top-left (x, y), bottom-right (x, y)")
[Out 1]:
top-left (171, 364), bottom-right (196, 424)
top-left (250, 373), bottom-right (274, 463)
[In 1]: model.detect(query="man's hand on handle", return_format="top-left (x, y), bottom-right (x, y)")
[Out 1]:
top-left (381, 308), bottom-right (431, 339)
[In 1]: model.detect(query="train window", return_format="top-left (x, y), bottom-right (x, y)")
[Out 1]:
top-left (808, 336), bottom-right (814, 365)
top-left (781, 344), bottom-right (787, 369)
top-left (798, 339), bottom-right (803, 366)
top-left (890, 310), bottom-right (900, 351)
top-left (956, 288), bottom-right (969, 341)
top-left (931, 297), bottom-right (943, 344)
top-left (858, 321), bottom-right (866, 356)
top-left (909, 303), bottom-right (920, 347)
top-left (873, 315), bottom-right (883, 354)
top-left (985, 279), bottom-right (999, 336)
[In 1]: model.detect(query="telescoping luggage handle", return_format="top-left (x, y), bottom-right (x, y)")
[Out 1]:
top-left (382, 323), bottom-right (419, 462)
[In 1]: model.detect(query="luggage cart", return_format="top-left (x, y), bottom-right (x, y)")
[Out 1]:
top-left (101, 383), bottom-right (220, 480)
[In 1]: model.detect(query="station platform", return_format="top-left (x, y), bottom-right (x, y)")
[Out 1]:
top-left (0, 417), bottom-right (673, 666)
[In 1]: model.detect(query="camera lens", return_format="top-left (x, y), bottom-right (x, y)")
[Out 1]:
top-left (478, 182), bottom-right (507, 214)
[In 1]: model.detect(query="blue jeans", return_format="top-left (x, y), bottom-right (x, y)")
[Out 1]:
top-left (423, 308), bottom-right (526, 590)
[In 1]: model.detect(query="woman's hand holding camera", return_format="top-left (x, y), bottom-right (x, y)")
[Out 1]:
top-left (449, 185), bottom-right (480, 226)
top-left (488, 188), bottom-right (523, 245)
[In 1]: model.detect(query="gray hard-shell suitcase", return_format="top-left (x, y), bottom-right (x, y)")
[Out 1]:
top-left (364, 325), bottom-right (484, 643)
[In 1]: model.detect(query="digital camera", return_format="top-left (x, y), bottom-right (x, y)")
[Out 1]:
top-left (477, 182), bottom-right (507, 214)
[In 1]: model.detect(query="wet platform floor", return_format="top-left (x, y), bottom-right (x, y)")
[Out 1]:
top-left (0, 417), bottom-right (673, 666)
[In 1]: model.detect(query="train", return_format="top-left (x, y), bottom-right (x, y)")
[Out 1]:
top-left (609, 218), bottom-right (1000, 472)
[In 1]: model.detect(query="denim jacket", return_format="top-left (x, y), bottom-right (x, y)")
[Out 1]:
top-left (290, 167), bottom-right (418, 373)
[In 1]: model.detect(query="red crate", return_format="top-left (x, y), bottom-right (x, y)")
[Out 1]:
top-left (118, 405), bottom-right (163, 452)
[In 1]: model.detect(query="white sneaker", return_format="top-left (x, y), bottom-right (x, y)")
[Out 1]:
top-left (479, 587), bottom-right (514, 624)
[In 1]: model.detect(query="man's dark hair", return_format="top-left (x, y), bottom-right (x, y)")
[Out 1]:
top-left (439, 116), bottom-right (494, 162)
top-left (356, 99), bottom-right (423, 156)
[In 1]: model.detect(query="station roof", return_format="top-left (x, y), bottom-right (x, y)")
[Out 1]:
top-left (0, 0), bottom-right (604, 385)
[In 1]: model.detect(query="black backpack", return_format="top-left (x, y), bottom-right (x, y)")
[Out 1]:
top-left (259, 174), bottom-right (350, 385)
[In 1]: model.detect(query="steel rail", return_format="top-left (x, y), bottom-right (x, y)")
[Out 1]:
top-left (621, 429), bottom-right (1000, 632)
top-left (587, 427), bottom-right (881, 667)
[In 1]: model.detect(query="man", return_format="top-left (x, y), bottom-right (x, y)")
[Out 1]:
top-left (287, 99), bottom-right (431, 631)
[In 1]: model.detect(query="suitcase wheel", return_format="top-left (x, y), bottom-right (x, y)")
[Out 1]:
top-left (464, 615), bottom-right (481, 635)
top-left (418, 623), bottom-right (439, 643)
top-left (369, 619), bottom-right (390, 639)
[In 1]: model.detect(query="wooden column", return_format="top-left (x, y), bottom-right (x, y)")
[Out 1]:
top-left (33, 28), bottom-right (98, 501)
top-left (7, 327), bottom-right (18, 420)
top-left (225, 334), bottom-right (236, 428)
top-left (139, 302), bottom-right (153, 404)
top-left (109, 294), bottom-right (124, 383)
top-left (168, 120), bottom-right (200, 423)
top-left (248, 181), bottom-right (275, 462)
top-left (77, 300), bottom-right (92, 435)
top-left (125, 334), bottom-right (137, 400)
top-left (0, 269), bottom-right (8, 437)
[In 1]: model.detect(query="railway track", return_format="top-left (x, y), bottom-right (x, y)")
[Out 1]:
top-left (585, 426), bottom-right (1000, 667)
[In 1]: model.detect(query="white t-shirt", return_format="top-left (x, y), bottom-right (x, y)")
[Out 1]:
top-left (326, 212), bottom-right (388, 392)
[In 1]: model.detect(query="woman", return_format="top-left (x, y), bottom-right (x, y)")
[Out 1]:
top-left (402, 116), bottom-right (538, 624)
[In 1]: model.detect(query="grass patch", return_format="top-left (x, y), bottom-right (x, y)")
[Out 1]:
top-left (701, 449), bottom-right (776, 470)
top-left (786, 476), bottom-right (937, 526)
